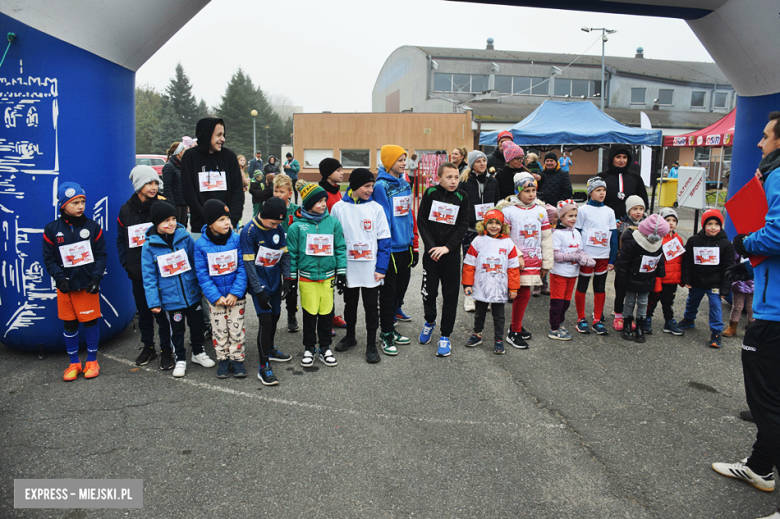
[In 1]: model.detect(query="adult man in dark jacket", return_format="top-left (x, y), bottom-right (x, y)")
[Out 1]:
top-left (538, 151), bottom-right (573, 205)
top-left (487, 130), bottom-right (515, 174)
top-left (599, 145), bottom-right (648, 220)
top-left (248, 150), bottom-right (264, 176)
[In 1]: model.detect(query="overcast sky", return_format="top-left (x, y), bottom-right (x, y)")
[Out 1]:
top-left (135, 0), bottom-right (714, 114)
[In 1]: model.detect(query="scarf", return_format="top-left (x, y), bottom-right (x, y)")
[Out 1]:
top-left (300, 207), bottom-right (328, 223)
top-left (206, 227), bottom-right (231, 246)
top-left (759, 148), bottom-right (780, 175)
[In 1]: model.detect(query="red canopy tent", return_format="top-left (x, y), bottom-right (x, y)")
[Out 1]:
top-left (663, 108), bottom-right (736, 147)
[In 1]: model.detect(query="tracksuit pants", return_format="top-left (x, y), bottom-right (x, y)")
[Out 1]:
top-left (380, 249), bottom-right (412, 334)
top-left (647, 284), bottom-right (678, 321)
top-left (474, 301), bottom-right (505, 342)
top-left (684, 287), bottom-right (724, 333)
top-left (257, 313), bottom-right (281, 364)
top-left (131, 279), bottom-right (171, 352)
top-left (167, 303), bottom-right (205, 363)
top-left (208, 299), bottom-right (246, 362)
top-left (624, 291), bottom-right (650, 320)
top-left (344, 285), bottom-right (379, 346)
top-left (510, 286), bottom-right (532, 333)
top-left (421, 252), bottom-right (460, 337)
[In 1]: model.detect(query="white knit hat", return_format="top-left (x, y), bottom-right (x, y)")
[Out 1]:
top-left (130, 165), bottom-right (162, 193)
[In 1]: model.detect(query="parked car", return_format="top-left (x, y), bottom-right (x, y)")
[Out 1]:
top-left (135, 155), bottom-right (167, 176)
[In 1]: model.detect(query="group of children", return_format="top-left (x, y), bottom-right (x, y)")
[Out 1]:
top-left (43, 145), bottom-right (740, 386)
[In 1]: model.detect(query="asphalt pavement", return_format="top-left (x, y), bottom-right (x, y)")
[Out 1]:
top-left (1, 194), bottom-right (774, 518)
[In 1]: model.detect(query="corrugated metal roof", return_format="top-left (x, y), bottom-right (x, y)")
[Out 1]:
top-left (415, 46), bottom-right (728, 84)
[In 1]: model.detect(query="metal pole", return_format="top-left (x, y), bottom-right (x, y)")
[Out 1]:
top-left (598, 30), bottom-right (606, 170)
top-left (253, 118), bottom-right (256, 154)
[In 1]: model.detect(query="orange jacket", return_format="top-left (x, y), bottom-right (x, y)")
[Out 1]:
top-left (654, 231), bottom-right (683, 290)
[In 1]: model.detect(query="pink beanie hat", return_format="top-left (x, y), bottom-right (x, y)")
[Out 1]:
top-left (638, 214), bottom-right (670, 243)
top-left (503, 141), bottom-right (525, 162)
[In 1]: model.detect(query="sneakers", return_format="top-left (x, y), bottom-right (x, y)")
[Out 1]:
top-left (63, 362), bottom-right (82, 382)
top-left (395, 307), bottom-right (412, 322)
top-left (231, 361), bottom-right (247, 378)
top-left (709, 332), bottom-right (722, 348)
top-left (548, 328), bottom-right (572, 341)
top-left (268, 349), bottom-right (292, 362)
top-left (83, 360), bottom-right (100, 379)
top-left (258, 363), bottom-right (279, 385)
top-left (301, 350), bottom-right (315, 367)
top-left (663, 319), bottom-right (685, 336)
top-left (506, 331), bottom-right (529, 349)
top-left (679, 318), bottom-right (696, 330)
top-left (436, 337), bottom-right (452, 357)
top-left (160, 352), bottom-right (174, 371)
top-left (335, 335), bottom-right (357, 352)
top-left (216, 359), bottom-right (230, 378)
top-left (494, 340), bottom-right (505, 355)
top-left (592, 322), bottom-right (609, 335)
top-left (712, 458), bottom-right (775, 492)
top-left (319, 348), bottom-right (337, 367)
top-left (332, 315), bottom-right (348, 328)
top-left (642, 319), bottom-right (653, 335)
top-left (519, 327), bottom-right (533, 341)
top-left (757, 512), bottom-right (780, 519)
top-left (464, 296), bottom-right (476, 313)
top-left (380, 332), bottom-right (398, 356)
top-left (613, 316), bottom-right (624, 331)
top-left (172, 361), bottom-right (187, 378)
top-left (465, 334), bottom-right (483, 347)
top-left (576, 319), bottom-right (590, 334)
top-left (393, 330), bottom-right (410, 345)
top-left (287, 316), bottom-right (299, 333)
top-left (366, 341), bottom-right (381, 363)
top-left (135, 346), bottom-right (157, 366)
top-left (191, 352), bottom-right (215, 368)
top-left (419, 321), bottom-right (435, 345)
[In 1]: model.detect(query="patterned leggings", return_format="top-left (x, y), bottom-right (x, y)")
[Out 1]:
top-left (729, 292), bottom-right (754, 323)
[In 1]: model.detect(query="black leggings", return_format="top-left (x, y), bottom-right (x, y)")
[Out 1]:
top-left (344, 285), bottom-right (379, 345)
top-left (256, 313), bottom-right (280, 364)
top-left (379, 250), bottom-right (412, 334)
top-left (577, 272), bottom-right (606, 294)
top-left (302, 310), bottom-right (333, 352)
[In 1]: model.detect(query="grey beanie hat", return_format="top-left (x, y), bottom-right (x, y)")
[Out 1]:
top-left (467, 150), bottom-right (488, 172)
top-left (130, 165), bottom-right (162, 193)
top-left (586, 176), bottom-right (607, 195)
top-left (659, 207), bottom-right (678, 222)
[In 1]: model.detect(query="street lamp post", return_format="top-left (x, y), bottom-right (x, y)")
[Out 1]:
top-left (582, 27), bottom-right (616, 169)
top-left (251, 109), bottom-right (258, 154)
top-left (265, 125), bottom-right (270, 158)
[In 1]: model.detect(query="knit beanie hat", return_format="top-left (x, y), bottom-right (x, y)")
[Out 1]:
top-left (182, 136), bottom-right (196, 148)
top-left (150, 201), bottom-right (177, 227)
top-left (659, 207), bottom-right (678, 222)
top-left (58, 181), bottom-right (86, 209)
top-left (625, 195), bottom-right (645, 213)
top-left (503, 141), bottom-right (525, 163)
top-left (586, 176), bottom-right (607, 195)
top-left (349, 168), bottom-right (375, 191)
top-left (299, 182), bottom-right (328, 211)
top-left (203, 199), bottom-right (230, 226)
top-left (638, 214), bottom-right (670, 243)
top-left (701, 208), bottom-right (724, 228)
top-left (380, 145), bottom-right (407, 171)
top-left (467, 150), bottom-right (487, 172)
top-left (557, 199), bottom-right (578, 218)
top-left (497, 130), bottom-right (514, 145)
top-left (545, 204), bottom-right (557, 222)
top-left (513, 172), bottom-right (537, 193)
top-left (130, 165), bottom-right (162, 193)
top-left (319, 157), bottom-right (342, 179)
top-left (544, 151), bottom-right (558, 163)
top-left (260, 197), bottom-right (287, 220)
top-left (483, 208), bottom-right (505, 225)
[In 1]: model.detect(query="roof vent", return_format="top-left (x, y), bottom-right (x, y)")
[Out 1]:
top-left (635, 46), bottom-right (644, 59)
top-left (486, 38), bottom-right (494, 50)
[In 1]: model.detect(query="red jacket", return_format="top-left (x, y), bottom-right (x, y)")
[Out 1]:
top-left (654, 231), bottom-right (683, 290)
top-left (319, 180), bottom-right (342, 212)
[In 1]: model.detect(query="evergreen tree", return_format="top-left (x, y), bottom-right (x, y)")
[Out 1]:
top-left (151, 97), bottom-right (187, 155)
top-left (165, 62), bottom-right (199, 132)
top-left (196, 98), bottom-right (211, 121)
top-left (135, 85), bottom-right (163, 154)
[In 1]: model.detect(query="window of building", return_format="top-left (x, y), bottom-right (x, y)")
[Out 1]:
top-left (471, 74), bottom-right (489, 93)
top-left (554, 79), bottom-right (570, 97)
top-left (490, 75), bottom-right (548, 95)
top-left (433, 73), bottom-right (452, 92)
top-left (691, 91), bottom-right (706, 108)
top-left (303, 149), bottom-right (333, 169)
top-left (531, 78), bottom-right (548, 95)
top-left (713, 92), bottom-right (729, 109)
top-left (554, 78), bottom-right (598, 97)
top-left (658, 89), bottom-right (674, 105)
top-left (631, 88), bottom-right (646, 104)
top-left (513, 77), bottom-right (531, 95)
top-left (433, 73), bottom-right (491, 93)
top-left (495, 76), bottom-right (512, 94)
top-left (571, 79), bottom-right (590, 98)
top-left (340, 149), bottom-right (370, 168)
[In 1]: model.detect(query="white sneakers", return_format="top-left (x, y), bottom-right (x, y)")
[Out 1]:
top-left (712, 458), bottom-right (775, 492)
top-left (191, 352), bottom-right (215, 368)
top-left (172, 361), bottom-right (187, 378)
top-left (464, 295), bottom-right (476, 313)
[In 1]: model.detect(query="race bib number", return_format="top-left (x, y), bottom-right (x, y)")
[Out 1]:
top-left (639, 255), bottom-right (660, 273)
top-left (158, 249), bottom-right (192, 277)
top-left (474, 203), bottom-right (492, 221)
top-left (306, 234), bottom-right (334, 256)
top-left (59, 240), bottom-right (94, 268)
top-left (393, 195), bottom-right (411, 217)
top-left (693, 247), bottom-right (720, 265)
top-left (128, 222), bottom-right (153, 248)
top-left (347, 240), bottom-right (373, 261)
top-left (198, 170), bottom-right (227, 192)
top-left (429, 200), bottom-right (459, 225)
top-left (662, 237), bottom-right (685, 261)
top-left (588, 230), bottom-right (609, 247)
top-left (207, 249), bottom-right (238, 276)
top-left (480, 256), bottom-right (505, 274)
top-left (255, 245), bottom-right (283, 267)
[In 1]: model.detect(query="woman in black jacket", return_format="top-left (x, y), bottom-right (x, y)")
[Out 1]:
top-left (264, 156), bottom-right (280, 175)
top-left (538, 151), bottom-right (573, 205)
top-left (162, 141), bottom-right (188, 228)
top-left (495, 142), bottom-right (530, 200)
top-left (599, 145), bottom-right (648, 220)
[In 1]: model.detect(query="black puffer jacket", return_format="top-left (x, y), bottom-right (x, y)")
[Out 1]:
top-left (161, 155), bottom-right (184, 205)
top-left (117, 193), bottom-right (168, 280)
top-left (681, 228), bottom-right (734, 295)
top-left (458, 170), bottom-right (500, 231)
top-left (487, 147), bottom-right (506, 174)
top-left (615, 229), bottom-right (666, 293)
top-left (599, 145), bottom-right (648, 220)
top-left (538, 164), bottom-right (573, 205)
top-left (264, 157), bottom-right (280, 175)
top-left (495, 165), bottom-right (530, 200)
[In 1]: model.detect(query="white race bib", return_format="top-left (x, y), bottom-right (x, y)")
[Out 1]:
top-left (587, 230), bottom-right (609, 247)
top-left (255, 245), bottom-right (283, 267)
top-left (662, 237), bottom-right (685, 261)
top-left (347, 240), bottom-right (373, 261)
top-left (694, 247), bottom-right (720, 265)
top-left (59, 240), bottom-right (94, 268)
top-left (392, 195), bottom-right (411, 217)
top-left (429, 200), bottom-right (459, 226)
top-left (639, 255), bottom-right (660, 273)
top-left (474, 203), bottom-right (492, 221)
top-left (207, 249), bottom-right (238, 276)
top-left (157, 249), bottom-right (192, 277)
top-left (198, 170), bottom-right (227, 192)
top-left (128, 222), bottom-right (153, 249)
top-left (306, 234), bottom-right (334, 256)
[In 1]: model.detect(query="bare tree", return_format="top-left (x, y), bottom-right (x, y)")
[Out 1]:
top-left (266, 92), bottom-right (299, 122)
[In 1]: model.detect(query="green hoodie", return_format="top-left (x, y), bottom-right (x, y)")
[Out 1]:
top-left (287, 209), bottom-right (346, 281)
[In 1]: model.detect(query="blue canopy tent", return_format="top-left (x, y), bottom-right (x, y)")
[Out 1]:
top-left (479, 101), bottom-right (663, 148)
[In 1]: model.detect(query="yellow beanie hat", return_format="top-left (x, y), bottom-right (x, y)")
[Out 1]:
top-left (380, 145), bottom-right (407, 171)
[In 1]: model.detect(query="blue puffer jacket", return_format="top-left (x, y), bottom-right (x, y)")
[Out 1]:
top-left (373, 167), bottom-right (419, 253)
top-left (744, 166), bottom-right (780, 321)
top-left (141, 224), bottom-right (201, 311)
top-left (194, 226), bottom-right (247, 304)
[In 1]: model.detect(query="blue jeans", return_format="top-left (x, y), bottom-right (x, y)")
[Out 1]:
top-left (684, 287), bottom-right (724, 333)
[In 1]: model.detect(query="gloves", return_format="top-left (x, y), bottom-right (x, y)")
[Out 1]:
top-left (280, 279), bottom-right (292, 299)
top-left (289, 280), bottom-right (298, 297)
top-left (256, 290), bottom-right (272, 311)
top-left (56, 278), bottom-right (71, 294)
top-left (577, 250), bottom-right (596, 268)
top-left (725, 262), bottom-right (751, 282)
top-left (86, 277), bottom-right (100, 294)
top-left (733, 234), bottom-right (748, 258)
top-left (336, 274), bottom-right (347, 295)
top-left (411, 251), bottom-right (420, 268)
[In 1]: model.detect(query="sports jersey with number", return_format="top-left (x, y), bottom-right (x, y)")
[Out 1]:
top-left (575, 202), bottom-right (617, 260)
top-left (462, 235), bottom-right (521, 303)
